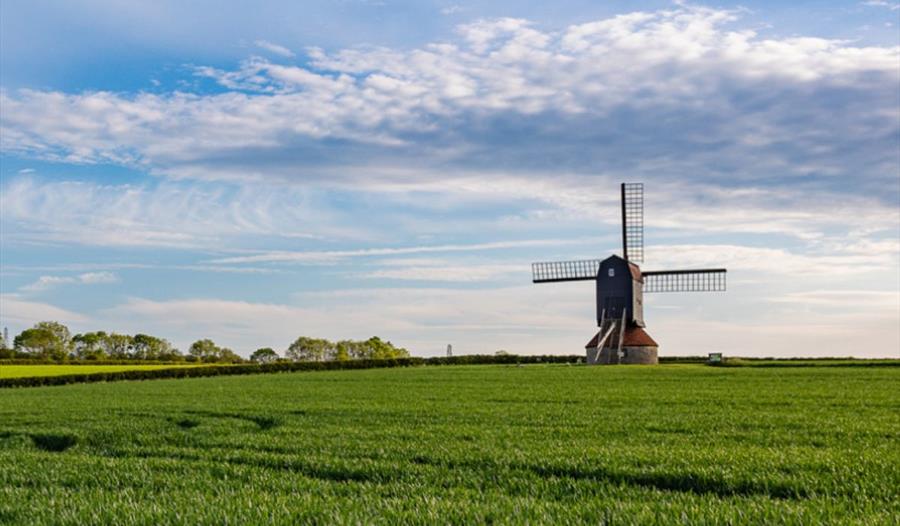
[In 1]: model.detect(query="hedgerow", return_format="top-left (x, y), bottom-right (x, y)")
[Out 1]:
top-left (0, 359), bottom-right (193, 366)
top-left (0, 355), bottom-right (583, 388)
top-left (4, 354), bottom-right (897, 388)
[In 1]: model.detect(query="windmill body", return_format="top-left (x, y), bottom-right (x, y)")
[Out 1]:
top-left (531, 183), bottom-right (727, 365)
top-left (596, 255), bottom-right (644, 328)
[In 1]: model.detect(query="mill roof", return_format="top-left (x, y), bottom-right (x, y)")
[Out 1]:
top-left (622, 326), bottom-right (657, 346)
top-left (586, 326), bottom-right (658, 348)
top-left (627, 261), bottom-right (642, 281)
top-left (602, 254), bottom-right (643, 281)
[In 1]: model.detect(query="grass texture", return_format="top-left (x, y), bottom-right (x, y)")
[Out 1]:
top-left (0, 364), bottom-right (897, 525)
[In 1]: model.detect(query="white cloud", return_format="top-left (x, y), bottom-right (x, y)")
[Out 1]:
top-left (0, 294), bottom-right (90, 325)
top-left (4, 173), bottom-right (897, 252)
top-left (20, 276), bottom-right (76, 292)
top-left (769, 289), bottom-right (900, 308)
top-left (170, 265), bottom-right (281, 274)
top-left (76, 271), bottom-right (119, 284)
top-left (20, 271), bottom-right (119, 291)
top-left (863, 0), bottom-right (900, 10)
top-left (254, 39), bottom-right (296, 58)
top-left (0, 6), bottom-right (895, 188)
top-left (0, 177), bottom-right (355, 248)
top-left (1, 262), bottom-right (277, 275)
top-left (360, 263), bottom-right (515, 282)
top-left (211, 238), bottom-right (601, 264)
top-left (644, 242), bottom-right (900, 277)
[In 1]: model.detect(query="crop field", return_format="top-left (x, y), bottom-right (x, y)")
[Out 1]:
top-left (0, 364), bottom-right (206, 379)
top-left (1, 364), bottom-right (897, 525)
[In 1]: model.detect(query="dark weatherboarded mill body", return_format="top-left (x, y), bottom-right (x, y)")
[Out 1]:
top-left (531, 183), bottom-right (727, 364)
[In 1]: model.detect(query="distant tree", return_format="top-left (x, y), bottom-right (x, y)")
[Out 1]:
top-left (250, 348), bottom-right (279, 363)
top-left (0, 331), bottom-right (14, 359)
top-left (13, 328), bottom-right (61, 360)
top-left (0, 330), bottom-right (12, 359)
top-left (495, 350), bottom-right (509, 356)
top-left (34, 321), bottom-right (72, 344)
top-left (189, 339), bottom-right (220, 362)
top-left (363, 336), bottom-right (409, 360)
top-left (156, 346), bottom-right (185, 362)
top-left (383, 338), bottom-right (410, 359)
top-left (333, 341), bottom-right (353, 361)
top-left (14, 321), bottom-right (72, 361)
top-left (159, 347), bottom-right (184, 362)
top-left (131, 334), bottom-right (155, 359)
top-left (131, 333), bottom-right (178, 360)
top-left (72, 331), bottom-right (109, 360)
top-left (188, 339), bottom-right (242, 363)
top-left (285, 337), bottom-right (333, 362)
top-left (217, 348), bottom-right (243, 364)
top-left (284, 336), bottom-right (409, 362)
top-left (103, 333), bottom-right (133, 359)
top-left (342, 340), bottom-right (368, 360)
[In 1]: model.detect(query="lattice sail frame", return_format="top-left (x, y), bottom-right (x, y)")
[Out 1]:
top-left (532, 259), bottom-right (601, 283)
top-left (531, 182), bottom-right (728, 293)
top-left (621, 183), bottom-right (644, 263)
top-left (642, 269), bottom-right (727, 293)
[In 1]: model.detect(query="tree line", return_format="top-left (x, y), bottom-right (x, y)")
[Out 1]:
top-left (0, 321), bottom-right (409, 363)
top-left (259, 336), bottom-right (410, 363)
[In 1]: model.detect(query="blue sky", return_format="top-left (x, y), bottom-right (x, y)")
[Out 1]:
top-left (1, 0), bottom-right (898, 357)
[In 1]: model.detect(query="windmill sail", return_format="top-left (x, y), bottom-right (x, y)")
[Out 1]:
top-left (642, 269), bottom-right (727, 293)
top-left (532, 259), bottom-right (602, 283)
top-left (621, 183), bottom-right (644, 263)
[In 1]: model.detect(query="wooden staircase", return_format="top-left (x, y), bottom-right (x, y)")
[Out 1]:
top-left (589, 309), bottom-right (628, 364)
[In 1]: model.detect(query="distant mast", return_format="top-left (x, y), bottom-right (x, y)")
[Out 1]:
top-left (446, 344), bottom-right (453, 357)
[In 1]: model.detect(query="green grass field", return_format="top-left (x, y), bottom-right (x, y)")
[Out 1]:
top-left (0, 364), bottom-right (204, 379)
top-left (1, 364), bottom-right (897, 525)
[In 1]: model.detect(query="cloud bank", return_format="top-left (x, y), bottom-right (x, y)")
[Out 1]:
top-left (1, 6), bottom-right (896, 195)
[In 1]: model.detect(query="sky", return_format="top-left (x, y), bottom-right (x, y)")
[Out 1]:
top-left (1, 0), bottom-right (898, 358)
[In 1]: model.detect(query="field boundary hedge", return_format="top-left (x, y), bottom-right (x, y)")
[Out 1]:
top-left (0, 355), bottom-right (582, 388)
top-left (0, 359), bottom-right (200, 366)
top-left (2, 355), bottom-right (897, 388)
top-left (716, 359), bottom-right (900, 368)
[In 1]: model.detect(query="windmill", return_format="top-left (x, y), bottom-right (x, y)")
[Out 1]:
top-left (531, 183), bottom-right (726, 365)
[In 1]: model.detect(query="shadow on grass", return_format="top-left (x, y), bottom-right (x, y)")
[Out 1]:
top-left (409, 455), bottom-right (810, 500)
top-left (183, 410), bottom-right (282, 431)
top-left (121, 448), bottom-right (390, 484)
top-left (95, 444), bottom-right (811, 500)
top-left (174, 418), bottom-right (200, 430)
top-left (29, 433), bottom-right (77, 452)
top-left (526, 464), bottom-right (810, 499)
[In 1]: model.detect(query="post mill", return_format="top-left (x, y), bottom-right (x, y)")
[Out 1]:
top-left (531, 183), bottom-right (727, 364)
